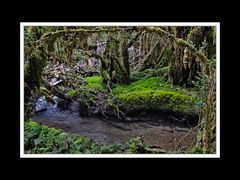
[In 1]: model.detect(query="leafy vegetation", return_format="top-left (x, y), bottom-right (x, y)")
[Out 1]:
top-left (24, 120), bottom-right (163, 154)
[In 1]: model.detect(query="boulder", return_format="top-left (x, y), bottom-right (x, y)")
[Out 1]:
top-left (35, 96), bottom-right (47, 112)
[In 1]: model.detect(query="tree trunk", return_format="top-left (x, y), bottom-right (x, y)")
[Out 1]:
top-left (169, 27), bottom-right (215, 87)
top-left (169, 27), bottom-right (191, 86)
top-left (101, 32), bottom-right (131, 87)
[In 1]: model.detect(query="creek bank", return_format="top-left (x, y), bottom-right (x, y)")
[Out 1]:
top-left (32, 73), bottom-right (199, 152)
top-left (33, 99), bottom-right (197, 152)
top-left (66, 76), bottom-right (199, 125)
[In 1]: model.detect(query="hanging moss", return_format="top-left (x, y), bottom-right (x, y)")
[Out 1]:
top-left (101, 33), bottom-right (131, 86)
top-left (25, 51), bottom-right (46, 90)
top-left (24, 50), bottom-right (47, 117)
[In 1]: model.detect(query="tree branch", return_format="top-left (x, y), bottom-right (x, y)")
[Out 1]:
top-left (41, 78), bottom-right (72, 102)
top-left (127, 31), bottom-right (142, 47)
top-left (175, 123), bottom-right (200, 151)
top-left (144, 27), bottom-right (209, 64)
top-left (35, 28), bottom-right (124, 44)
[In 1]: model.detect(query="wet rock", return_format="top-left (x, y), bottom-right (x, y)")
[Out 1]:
top-left (35, 96), bottom-right (47, 112)
top-left (52, 96), bottom-right (59, 108)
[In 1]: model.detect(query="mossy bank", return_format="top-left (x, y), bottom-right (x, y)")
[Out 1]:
top-left (67, 73), bottom-right (199, 122)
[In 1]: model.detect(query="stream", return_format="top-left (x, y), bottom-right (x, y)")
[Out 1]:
top-left (33, 96), bottom-right (197, 151)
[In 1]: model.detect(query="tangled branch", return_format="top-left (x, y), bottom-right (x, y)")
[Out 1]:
top-left (144, 27), bottom-right (209, 64)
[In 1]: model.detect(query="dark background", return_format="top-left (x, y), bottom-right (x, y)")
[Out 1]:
top-left (1, 1), bottom-right (232, 176)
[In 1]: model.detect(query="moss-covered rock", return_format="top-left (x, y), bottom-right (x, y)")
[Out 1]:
top-left (118, 90), bottom-right (197, 118)
top-left (113, 77), bottom-right (199, 118)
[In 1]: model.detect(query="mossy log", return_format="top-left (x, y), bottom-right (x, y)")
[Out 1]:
top-left (42, 78), bottom-right (72, 102)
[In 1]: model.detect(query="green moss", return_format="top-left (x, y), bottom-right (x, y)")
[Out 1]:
top-left (67, 76), bottom-right (105, 98)
top-left (24, 120), bottom-right (162, 154)
top-left (24, 120), bottom-right (95, 153)
top-left (67, 88), bottom-right (80, 97)
top-left (66, 76), bottom-right (198, 117)
top-left (113, 77), bottom-right (193, 95)
top-left (26, 52), bottom-right (47, 89)
top-left (118, 90), bottom-right (196, 114)
top-left (192, 146), bottom-right (204, 154)
top-left (40, 87), bottom-right (55, 104)
top-left (84, 76), bottom-right (105, 91)
top-left (113, 77), bottom-right (198, 115)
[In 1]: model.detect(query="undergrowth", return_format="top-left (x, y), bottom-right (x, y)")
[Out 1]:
top-left (24, 120), bottom-right (160, 154)
top-left (65, 75), bottom-right (199, 118)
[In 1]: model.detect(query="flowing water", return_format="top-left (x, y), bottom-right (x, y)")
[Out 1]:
top-left (33, 97), bottom-right (197, 151)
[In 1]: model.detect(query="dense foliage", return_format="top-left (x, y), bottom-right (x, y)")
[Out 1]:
top-left (25, 120), bottom-right (165, 154)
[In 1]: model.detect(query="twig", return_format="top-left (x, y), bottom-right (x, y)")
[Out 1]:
top-left (170, 115), bottom-right (185, 123)
top-left (175, 123), bottom-right (200, 150)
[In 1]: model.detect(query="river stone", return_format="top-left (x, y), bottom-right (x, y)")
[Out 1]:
top-left (35, 96), bottom-right (47, 112)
